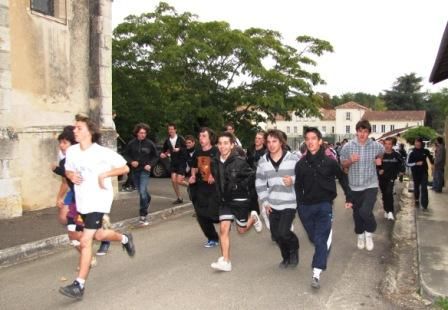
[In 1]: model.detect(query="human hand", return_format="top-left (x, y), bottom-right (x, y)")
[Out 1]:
top-left (207, 175), bottom-right (215, 184)
top-left (264, 205), bottom-right (273, 214)
top-left (282, 176), bottom-right (293, 187)
top-left (345, 202), bottom-right (353, 209)
top-left (189, 175), bottom-right (196, 184)
top-left (98, 173), bottom-right (107, 189)
top-left (160, 153), bottom-right (167, 159)
top-left (71, 172), bottom-right (83, 185)
top-left (375, 157), bottom-right (382, 166)
top-left (350, 153), bottom-right (360, 163)
top-left (51, 163), bottom-right (58, 171)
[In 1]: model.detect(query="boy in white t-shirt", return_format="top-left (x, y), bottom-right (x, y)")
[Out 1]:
top-left (59, 114), bottom-right (135, 300)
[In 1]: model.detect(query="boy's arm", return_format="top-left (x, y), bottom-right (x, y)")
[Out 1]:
top-left (98, 165), bottom-right (129, 189)
top-left (334, 160), bottom-right (352, 203)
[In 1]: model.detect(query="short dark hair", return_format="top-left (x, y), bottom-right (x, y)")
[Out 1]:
top-left (75, 114), bottom-right (101, 143)
top-left (225, 122), bottom-right (234, 130)
top-left (356, 120), bottom-right (372, 133)
top-left (167, 123), bottom-right (176, 129)
top-left (256, 130), bottom-right (267, 140)
top-left (436, 137), bottom-right (444, 145)
top-left (199, 127), bottom-right (216, 145)
top-left (304, 127), bottom-right (322, 140)
top-left (385, 137), bottom-right (395, 144)
top-left (184, 135), bottom-right (196, 143)
top-left (266, 129), bottom-right (287, 148)
top-left (133, 123), bottom-right (150, 136)
top-left (218, 132), bottom-right (235, 144)
top-left (58, 125), bottom-right (76, 145)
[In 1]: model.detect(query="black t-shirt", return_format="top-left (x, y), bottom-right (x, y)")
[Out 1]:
top-left (193, 146), bottom-right (219, 189)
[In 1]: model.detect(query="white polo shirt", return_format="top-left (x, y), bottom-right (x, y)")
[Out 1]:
top-left (65, 143), bottom-right (126, 214)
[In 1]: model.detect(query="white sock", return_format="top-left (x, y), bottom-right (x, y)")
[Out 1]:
top-left (76, 278), bottom-right (85, 288)
top-left (365, 232), bottom-right (372, 238)
top-left (313, 268), bottom-right (322, 279)
top-left (121, 234), bottom-right (128, 244)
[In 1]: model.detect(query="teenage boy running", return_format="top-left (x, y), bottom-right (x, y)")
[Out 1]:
top-left (210, 132), bottom-right (262, 272)
top-left (377, 137), bottom-right (405, 220)
top-left (340, 120), bottom-right (384, 251)
top-left (59, 114), bottom-right (135, 300)
top-left (160, 123), bottom-right (187, 204)
top-left (189, 128), bottom-right (220, 247)
top-left (295, 127), bottom-right (352, 289)
top-left (256, 129), bottom-right (299, 268)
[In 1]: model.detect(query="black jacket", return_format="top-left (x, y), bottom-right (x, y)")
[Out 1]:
top-left (123, 138), bottom-right (159, 171)
top-left (213, 152), bottom-right (255, 203)
top-left (377, 151), bottom-right (405, 180)
top-left (406, 147), bottom-right (434, 175)
top-left (295, 147), bottom-right (351, 205)
top-left (162, 136), bottom-right (187, 166)
top-left (246, 145), bottom-right (267, 169)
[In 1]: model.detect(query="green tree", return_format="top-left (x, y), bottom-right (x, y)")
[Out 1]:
top-left (382, 73), bottom-right (425, 110)
top-left (112, 2), bottom-right (333, 143)
top-left (331, 92), bottom-right (381, 110)
top-left (402, 126), bottom-right (437, 144)
top-left (427, 88), bottom-right (448, 133)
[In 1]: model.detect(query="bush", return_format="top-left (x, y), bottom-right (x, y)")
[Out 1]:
top-left (402, 126), bottom-right (437, 144)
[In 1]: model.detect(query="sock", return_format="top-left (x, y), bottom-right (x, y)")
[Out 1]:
top-left (121, 234), bottom-right (128, 244)
top-left (313, 268), bottom-right (322, 279)
top-left (365, 232), bottom-right (372, 237)
top-left (76, 278), bottom-right (85, 288)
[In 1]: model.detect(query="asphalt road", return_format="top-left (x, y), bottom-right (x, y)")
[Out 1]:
top-left (0, 186), bottom-right (396, 310)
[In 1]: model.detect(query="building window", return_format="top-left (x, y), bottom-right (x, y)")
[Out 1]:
top-left (372, 125), bottom-right (377, 133)
top-left (346, 112), bottom-right (351, 121)
top-left (31, 0), bottom-right (67, 22)
top-left (381, 125), bottom-right (386, 133)
top-left (287, 126), bottom-right (290, 134)
top-left (294, 126), bottom-right (297, 134)
top-left (322, 126), bottom-right (326, 133)
top-left (332, 126), bottom-right (335, 134)
top-left (346, 125), bottom-right (350, 134)
top-left (390, 125), bottom-right (395, 131)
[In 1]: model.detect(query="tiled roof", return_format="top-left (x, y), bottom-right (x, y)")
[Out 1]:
top-left (320, 109), bottom-right (336, 121)
top-left (335, 101), bottom-right (370, 110)
top-left (376, 127), bottom-right (414, 140)
top-left (362, 110), bottom-right (426, 121)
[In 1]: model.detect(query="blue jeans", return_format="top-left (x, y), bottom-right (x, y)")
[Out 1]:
top-left (297, 202), bottom-right (333, 270)
top-left (132, 170), bottom-right (151, 216)
top-left (433, 168), bottom-right (445, 192)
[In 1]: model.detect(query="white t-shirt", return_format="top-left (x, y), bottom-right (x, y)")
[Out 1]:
top-left (65, 143), bottom-right (126, 214)
top-left (169, 135), bottom-right (178, 149)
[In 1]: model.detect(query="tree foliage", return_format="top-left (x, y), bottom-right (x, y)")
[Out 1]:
top-left (402, 126), bottom-right (437, 144)
top-left (382, 73), bottom-right (425, 110)
top-left (112, 2), bottom-right (333, 143)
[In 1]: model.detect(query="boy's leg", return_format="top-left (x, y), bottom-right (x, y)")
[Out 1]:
top-left (312, 202), bottom-right (333, 271)
top-left (420, 173), bottom-right (429, 209)
top-left (358, 188), bottom-right (378, 233)
top-left (78, 229), bottom-right (96, 281)
top-left (277, 209), bottom-right (299, 267)
top-left (171, 173), bottom-right (181, 200)
top-left (412, 173), bottom-right (421, 205)
top-left (219, 221), bottom-right (232, 261)
top-left (384, 180), bottom-right (395, 213)
top-left (297, 205), bottom-right (316, 244)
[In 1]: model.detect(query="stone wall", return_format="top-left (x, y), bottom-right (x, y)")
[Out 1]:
top-left (0, 0), bottom-right (114, 218)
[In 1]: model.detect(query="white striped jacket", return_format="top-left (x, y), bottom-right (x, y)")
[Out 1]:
top-left (255, 151), bottom-right (299, 211)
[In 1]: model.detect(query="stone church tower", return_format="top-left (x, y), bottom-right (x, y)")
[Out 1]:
top-left (0, 0), bottom-right (114, 218)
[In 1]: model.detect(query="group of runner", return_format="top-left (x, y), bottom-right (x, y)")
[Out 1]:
top-left (53, 115), bottom-right (439, 299)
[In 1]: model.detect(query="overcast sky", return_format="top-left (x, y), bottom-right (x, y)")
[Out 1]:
top-left (112, 0), bottom-right (448, 96)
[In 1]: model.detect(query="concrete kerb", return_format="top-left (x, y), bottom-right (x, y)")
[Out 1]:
top-left (380, 182), bottom-right (432, 309)
top-left (0, 202), bottom-right (193, 269)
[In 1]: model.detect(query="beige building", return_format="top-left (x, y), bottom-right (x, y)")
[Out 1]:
top-left (0, 0), bottom-right (114, 219)
top-left (264, 101), bottom-right (426, 142)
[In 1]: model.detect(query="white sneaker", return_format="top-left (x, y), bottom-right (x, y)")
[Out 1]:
top-left (384, 212), bottom-right (388, 219)
top-left (211, 257), bottom-right (232, 272)
top-left (365, 232), bottom-right (374, 251)
top-left (251, 211), bottom-right (263, 233)
top-left (387, 212), bottom-right (395, 221)
top-left (357, 233), bottom-right (365, 250)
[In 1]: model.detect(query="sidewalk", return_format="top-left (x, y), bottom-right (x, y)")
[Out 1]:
top-left (0, 180), bottom-right (192, 268)
top-left (416, 187), bottom-right (448, 299)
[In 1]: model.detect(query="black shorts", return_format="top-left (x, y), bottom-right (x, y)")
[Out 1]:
top-left (219, 200), bottom-right (251, 227)
top-left (170, 162), bottom-right (186, 176)
top-left (80, 212), bottom-right (104, 230)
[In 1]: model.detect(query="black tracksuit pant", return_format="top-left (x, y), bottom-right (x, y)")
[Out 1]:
top-left (351, 188), bottom-right (378, 234)
top-left (412, 171), bottom-right (429, 209)
top-left (379, 178), bottom-right (395, 213)
top-left (269, 208), bottom-right (299, 261)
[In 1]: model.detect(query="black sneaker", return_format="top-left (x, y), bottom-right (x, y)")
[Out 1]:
top-left (96, 241), bottom-right (110, 256)
top-left (172, 198), bottom-right (183, 205)
top-left (59, 280), bottom-right (84, 299)
top-left (311, 277), bottom-right (320, 289)
top-left (122, 233), bottom-right (135, 257)
top-left (288, 250), bottom-right (299, 268)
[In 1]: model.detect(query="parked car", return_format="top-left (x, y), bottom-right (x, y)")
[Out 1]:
top-left (117, 138), bottom-right (170, 178)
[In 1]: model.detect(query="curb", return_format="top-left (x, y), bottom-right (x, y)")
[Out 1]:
top-left (0, 203), bottom-right (193, 269)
